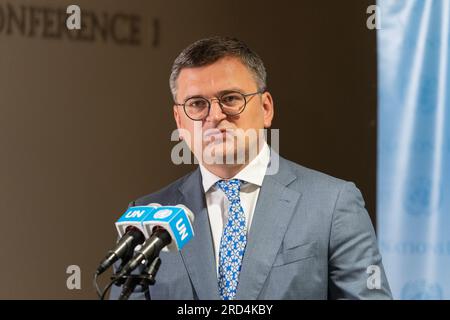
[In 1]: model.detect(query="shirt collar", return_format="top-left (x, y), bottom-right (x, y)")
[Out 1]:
top-left (199, 141), bottom-right (271, 193)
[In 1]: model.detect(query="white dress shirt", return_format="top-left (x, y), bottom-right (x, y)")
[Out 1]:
top-left (199, 142), bottom-right (271, 274)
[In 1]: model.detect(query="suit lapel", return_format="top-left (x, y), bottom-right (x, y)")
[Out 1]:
top-left (236, 157), bottom-right (302, 299)
top-left (175, 155), bottom-right (301, 300)
top-left (177, 169), bottom-right (220, 300)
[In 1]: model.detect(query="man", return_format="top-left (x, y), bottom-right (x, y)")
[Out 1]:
top-left (110, 36), bottom-right (392, 299)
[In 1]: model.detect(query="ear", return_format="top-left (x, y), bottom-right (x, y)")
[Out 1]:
top-left (173, 105), bottom-right (184, 139)
top-left (261, 92), bottom-right (274, 128)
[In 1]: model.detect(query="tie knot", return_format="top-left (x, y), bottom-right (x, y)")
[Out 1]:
top-left (216, 179), bottom-right (241, 202)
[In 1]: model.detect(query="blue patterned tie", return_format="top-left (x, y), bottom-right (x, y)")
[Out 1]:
top-left (216, 179), bottom-right (247, 300)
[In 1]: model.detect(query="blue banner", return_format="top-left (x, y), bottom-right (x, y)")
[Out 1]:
top-left (377, 0), bottom-right (450, 299)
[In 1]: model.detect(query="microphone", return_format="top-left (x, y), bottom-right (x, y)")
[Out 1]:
top-left (96, 204), bottom-right (160, 275)
top-left (117, 204), bottom-right (195, 278)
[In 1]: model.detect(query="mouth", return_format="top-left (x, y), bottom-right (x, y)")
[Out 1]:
top-left (203, 128), bottom-right (234, 143)
top-left (204, 128), bottom-right (231, 137)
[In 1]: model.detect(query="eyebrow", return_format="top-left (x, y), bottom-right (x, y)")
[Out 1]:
top-left (183, 87), bottom-right (245, 101)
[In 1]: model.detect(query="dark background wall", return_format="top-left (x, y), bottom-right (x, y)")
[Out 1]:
top-left (0, 0), bottom-right (376, 298)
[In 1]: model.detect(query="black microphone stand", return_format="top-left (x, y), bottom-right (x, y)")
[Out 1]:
top-left (116, 256), bottom-right (162, 300)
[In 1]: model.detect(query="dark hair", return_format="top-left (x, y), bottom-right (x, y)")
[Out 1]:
top-left (169, 36), bottom-right (267, 100)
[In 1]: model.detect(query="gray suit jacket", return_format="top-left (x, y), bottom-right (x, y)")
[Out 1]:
top-left (110, 155), bottom-right (392, 299)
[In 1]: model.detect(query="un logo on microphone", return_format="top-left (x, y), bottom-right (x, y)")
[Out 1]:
top-left (154, 209), bottom-right (173, 219)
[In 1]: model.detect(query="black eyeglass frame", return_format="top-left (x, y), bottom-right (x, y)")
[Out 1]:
top-left (174, 90), bottom-right (265, 121)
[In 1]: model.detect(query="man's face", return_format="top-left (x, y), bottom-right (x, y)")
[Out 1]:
top-left (173, 56), bottom-right (274, 165)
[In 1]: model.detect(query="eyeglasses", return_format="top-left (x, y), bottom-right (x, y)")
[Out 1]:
top-left (174, 90), bottom-right (263, 121)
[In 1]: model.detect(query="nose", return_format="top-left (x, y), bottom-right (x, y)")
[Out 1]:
top-left (205, 98), bottom-right (227, 123)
